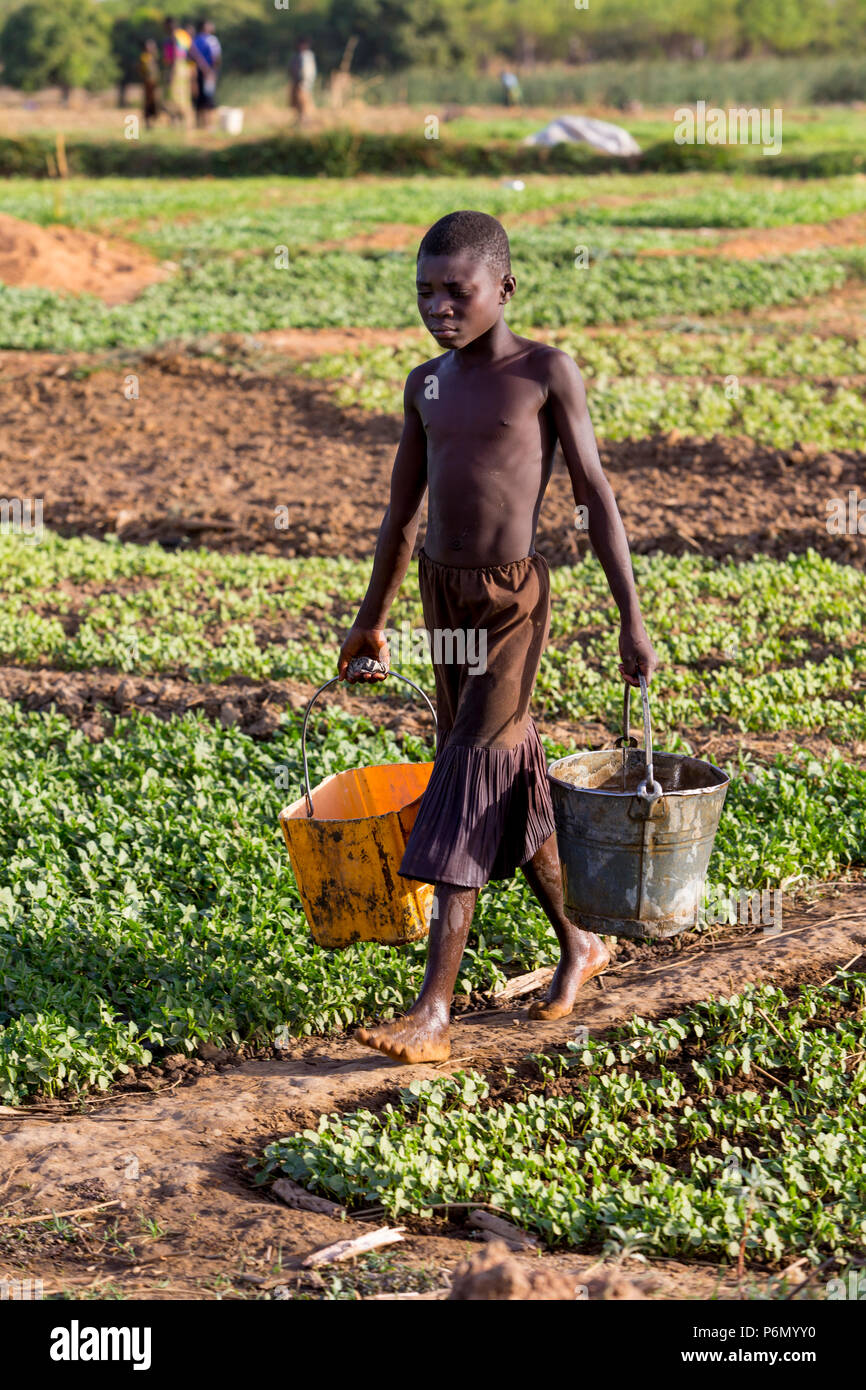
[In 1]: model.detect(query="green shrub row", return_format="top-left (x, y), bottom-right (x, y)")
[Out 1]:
top-left (2, 131), bottom-right (863, 180)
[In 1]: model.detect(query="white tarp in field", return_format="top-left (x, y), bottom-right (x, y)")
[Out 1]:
top-left (523, 115), bottom-right (640, 156)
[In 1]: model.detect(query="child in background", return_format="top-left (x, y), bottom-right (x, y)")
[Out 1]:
top-left (139, 39), bottom-right (161, 130)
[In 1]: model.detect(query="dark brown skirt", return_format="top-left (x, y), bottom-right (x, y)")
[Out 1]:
top-left (398, 548), bottom-right (555, 888)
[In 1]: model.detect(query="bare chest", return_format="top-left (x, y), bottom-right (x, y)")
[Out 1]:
top-left (417, 370), bottom-right (547, 448)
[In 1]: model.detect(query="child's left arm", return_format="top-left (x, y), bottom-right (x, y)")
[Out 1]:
top-left (546, 350), bottom-right (658, 686)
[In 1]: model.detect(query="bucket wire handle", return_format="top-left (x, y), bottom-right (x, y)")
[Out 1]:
top-left (301, 671), bottom-right (437, 818)
top-left (623, 674), bottom-right (663, 803)
top-left (616, 682), bottom-right (637, 791)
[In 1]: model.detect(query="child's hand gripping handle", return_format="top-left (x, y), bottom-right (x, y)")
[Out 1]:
top-left (338, 627), bottom-right (390, 682)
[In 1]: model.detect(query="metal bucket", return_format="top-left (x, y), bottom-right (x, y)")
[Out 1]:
top-left (279, 671), bottom-right (437, 951)
top-left (547, 676), bottom-right (729, 940)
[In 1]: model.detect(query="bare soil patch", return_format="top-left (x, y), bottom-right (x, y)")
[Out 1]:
top-left (257, 326), bottom-right (420, 357)
top-left (0, 213), bottom-right (167, 304)
top-left (317, 222), bottom-right (426, 254)
top-left (307, 195), bottom-right (864, 270)
top-left (325, 193), bottom-right (693, 251)
top-left (3, 664), bottom-right (865, 772)
top-left (731, 280), bottom-right (866, 336)
top-left (1, 897), bottom-right (862, 1299)
top-left (640, 210), bottom-right (866, 261)
top-left (1, 351), bottom-right (862, 567)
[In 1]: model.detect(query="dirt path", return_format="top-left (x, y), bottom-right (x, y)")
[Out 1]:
top-left (0, 351), bottom-right (861, 567)
top-left (1, 901), bottom-right (862, 1299)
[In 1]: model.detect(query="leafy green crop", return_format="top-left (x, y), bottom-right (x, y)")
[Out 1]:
top-left (304, 343), bottom-right (866, 449)
top-left (4, 172), bottom-right (866, 250)
top-left (2, 534), bottom-right (863, 739)
top-left (1, 242), bottom-right (863, 352)
top-left (1, 694), bottom-right (863, 1105)
top-left (301, 326), bottom-right (866, 420)
top-left (260, 974), bottom-right (866, 1266)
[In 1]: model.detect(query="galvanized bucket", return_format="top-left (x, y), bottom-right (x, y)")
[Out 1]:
top-left (547, 676), bottom-right (729, 940)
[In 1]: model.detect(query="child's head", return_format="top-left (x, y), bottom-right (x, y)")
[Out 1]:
top-left (416, 210), bottom-right (515, 349)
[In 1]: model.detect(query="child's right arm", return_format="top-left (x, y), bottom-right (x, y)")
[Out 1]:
top-left (338, 368), bottom-right (428, 684)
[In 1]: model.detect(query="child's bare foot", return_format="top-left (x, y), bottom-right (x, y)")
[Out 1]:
top-left (353, 1008), bottom-right (451, 1064)
top-left (528, 933), bottom-right (610, 1020)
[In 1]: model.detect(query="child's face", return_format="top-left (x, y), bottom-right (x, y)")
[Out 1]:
top-left (416, 251), bottom-right (513, 349)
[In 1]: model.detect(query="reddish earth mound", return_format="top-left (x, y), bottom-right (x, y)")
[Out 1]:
top-left (0, 349), bottom-right (861, 568)
top-left (0, 213), bottom-right (166, 304)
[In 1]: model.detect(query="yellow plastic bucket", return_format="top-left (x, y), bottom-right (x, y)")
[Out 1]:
top-left (279, 672), bottom-right (437, 950)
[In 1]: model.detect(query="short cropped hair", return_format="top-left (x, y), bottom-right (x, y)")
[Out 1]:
top-left (417, 211), bottom-right (511, 280)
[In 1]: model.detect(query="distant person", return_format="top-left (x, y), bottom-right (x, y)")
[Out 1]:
top-left (162, 16), bottom-right (194, 129)
top-left (289, 38), bottom-right (317, 124)
top-left (140, 38), bottom-right (162, 129)
top-left (192, 18), bottom-right (222, 129)
top-left (501, 71), bottom-right (522, 107)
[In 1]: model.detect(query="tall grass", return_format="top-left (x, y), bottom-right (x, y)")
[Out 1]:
top-left (354, 57), bottom-right (866, 109)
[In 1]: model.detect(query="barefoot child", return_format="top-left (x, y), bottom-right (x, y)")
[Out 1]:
top-left (338, 210), bottom-right (658, 1064)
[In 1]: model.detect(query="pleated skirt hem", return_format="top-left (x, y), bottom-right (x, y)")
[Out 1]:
top-left (397, 722), bottom-right (555, 889)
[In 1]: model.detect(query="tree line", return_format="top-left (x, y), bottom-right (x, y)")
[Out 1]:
top-left (1, 0), bottom-right (864, 95)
